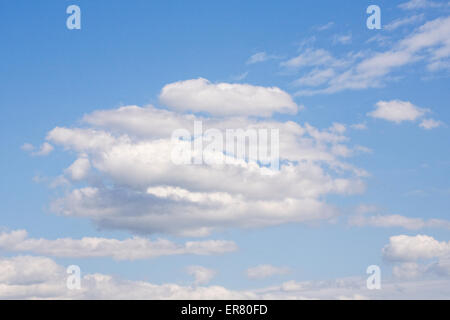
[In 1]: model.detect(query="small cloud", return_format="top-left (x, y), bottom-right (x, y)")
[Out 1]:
top-left (246, 264), bottom-right (290, 279)
top-left (186, 266), bottom-right (216, 285)
top-left (231, 71), bottom-right (249, 81)
top-left (33, 142), bottom-right (54, 156)
top-left (351, 123), bottom-right (368, 130)
top-left (246, 52), bottom-right (279, 65)
top-left (366, 34), bottom-right (390, 46)
top-left (21, 143), bottom-right (34, 152)
top-left (368, 100), bottom-right (429, 124)
top-left (333, 34), bottom-right (352, 45)
top-left (21, 142), bottom-right (54, 156)
top-left (316, 21), bottom-right (334, 31)
top-left (419, 118), bottom-right (442, 130)
top-left (384, 14), bottom-right (424, 31)
top-left (399, 0), bottom-right (446, 10)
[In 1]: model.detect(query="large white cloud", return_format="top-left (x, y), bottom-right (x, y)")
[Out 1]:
top-left (0, 229), bottom-right (237, 260)
top-left (382, 234), bottom-right (450, 279)
top-left (159, 78), bottom-right (299, 117)
top-left (39, 103), bottom-right (366, 237)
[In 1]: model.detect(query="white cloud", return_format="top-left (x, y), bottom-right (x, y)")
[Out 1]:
top-left (2, 255), bottom-right (450, 299)
top-left (384, 14), bottom-right (425, 31)
top-left (295, 16), bottom-right (450, 95)
top-left (333, 34), bottom-right (352, 45)
top-left (294, 68), bottom-right (336, 87)
top-left (0, 229), bottom-right (238, 260)
top-left (22, 142), bottom-right (54, 156)
top-left (231, 71), bottom-right (249, 81)
top-left (281, 49), bottom-right (339, 69)
top-left (186, 266), bottom-right (216, 285)
top-left (41, 103), bottom-right (366, 237)
top-left (368, 100), bottom-right (428, 123)
top-left (21, 143), bottom-right (34, 152)
top-left (350, 123), bottom-right (368, 130)
top-left (349, 213), bottom-right (450, 230)
top-left (399, 0), bottom-right (447, 10)
top-left (65, 156), bottom-right (91, 181)
top-left (246, 265), bottom-right (290, 279)
top-left (159, 78), bottom-right (298, 117)
top-left (316, 22), bottom-right (334, 31)
top-left (392, 262), bottom-right (423, 279)
top-left (383, 234), bottom-right (450, 280)
top-left (419, 118), bottom-right (442, 129)
top-left (382, 234), bottom-right (450, 261)
top-left (246, 52), bottom-right (279, 64)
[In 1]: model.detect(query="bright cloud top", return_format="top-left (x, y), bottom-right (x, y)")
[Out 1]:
top-left (159, 78), bottom-right (298, 117)
top-left (383, 234), bottom-right (450, 261)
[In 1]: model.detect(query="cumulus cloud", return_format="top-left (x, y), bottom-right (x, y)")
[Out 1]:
top-left (65, 156), bottom-right (91, 181)
top-left (419, 118), bottom-right (443, 129)
top-left (21, 142), bottom-right (54, 156)
top-left (2, 255), bottom-right (450, 299)
top-left (39, 102), bottom-right (366, 237)
top-left (0, 229), bottom-right (238, 260)
top-left (246, 265), bottom-right (290, 279)
top-left (382, 234), bottom-right (450, 261)
top-left (383, 234), bottom-right (450, 280)
top-left (368, 100), bottom-right (429, 124)
top-left (186, 266), bottom-right (216, 285)
top-left (159, 78), bottom-right (298, 117)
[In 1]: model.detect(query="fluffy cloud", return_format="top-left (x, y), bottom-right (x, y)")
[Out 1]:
top-left (40, 102), bottom-right (366, 237)
top-left (21, 142), bottom-right (54, 156)
top-left (419, 118), bottom-right (443, 129)
top-left (0, 229), bottom-right (237, 260)
top-left (2, 255), bottom-right (450, 299)
top-left (65, 156), bottom-right (91, 181)
top-left (159, 78), bottom-right (298, 117)
top-left (382, 234), bottom-right (450, 261)
top-left (246, 265), bottom-right (290, 279)
top-left (383, 235), bottom-right (450, 280)
top-left (368, 100), bottom-right (428, 123)
top-left (186, 266), bottom-right (216, 285)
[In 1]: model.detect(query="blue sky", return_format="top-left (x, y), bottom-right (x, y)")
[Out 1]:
top-left (0, 0), bottom-right (450, 299)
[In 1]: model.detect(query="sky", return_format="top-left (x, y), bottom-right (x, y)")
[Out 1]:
top-left (0, 0), bottom-right (450, 299)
